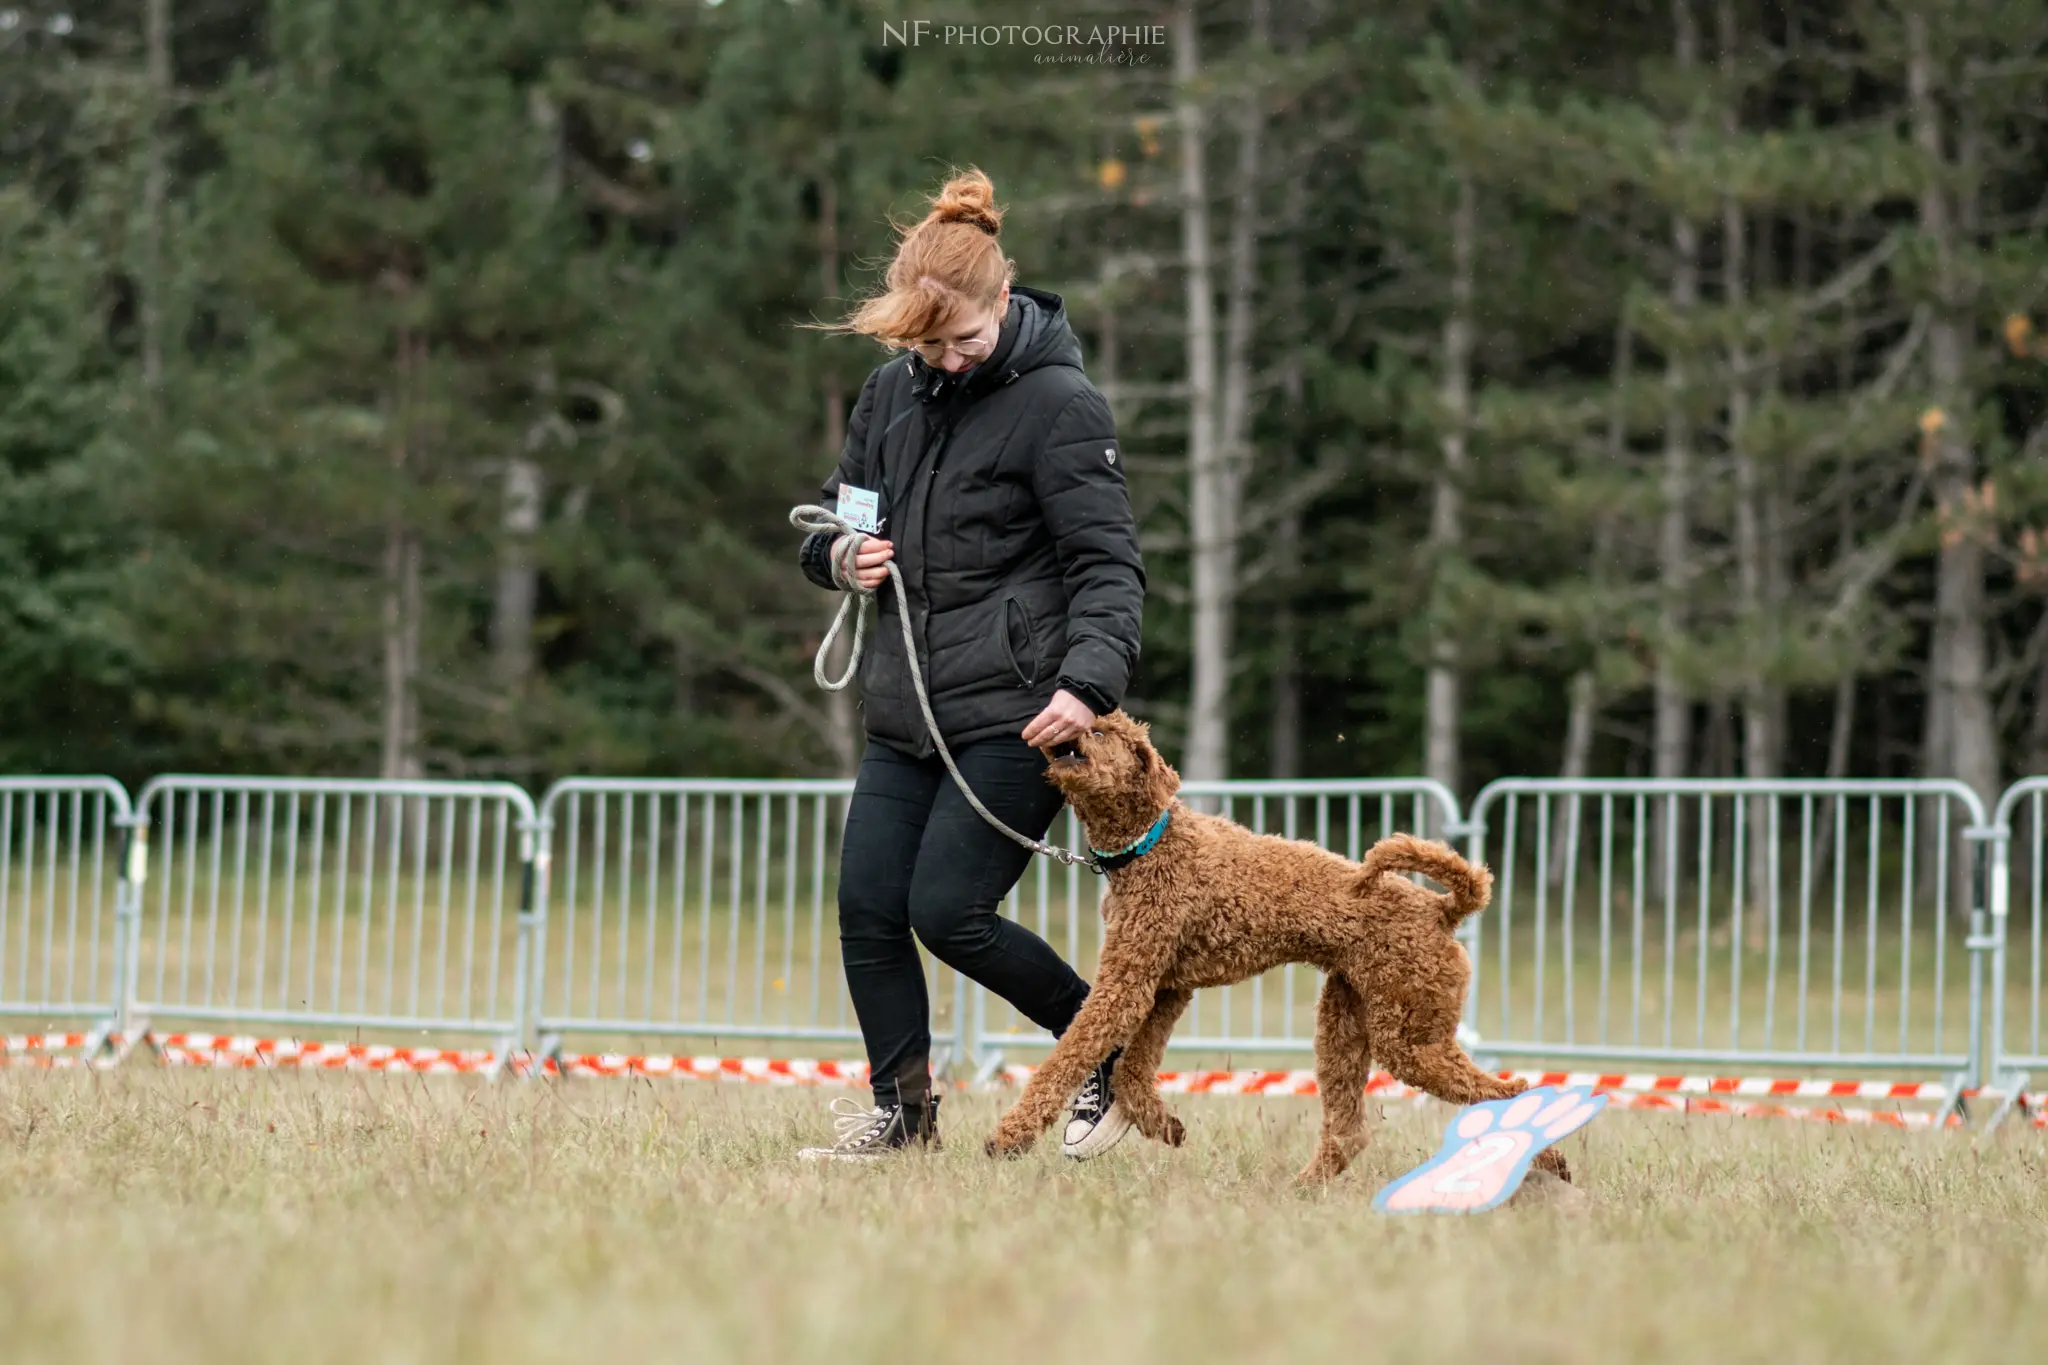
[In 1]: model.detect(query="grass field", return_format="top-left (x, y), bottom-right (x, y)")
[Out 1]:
top-left (2, 1071), bottom-right (2044, 1363)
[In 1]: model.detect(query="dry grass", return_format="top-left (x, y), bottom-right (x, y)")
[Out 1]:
top-left (2, 1071), bottom-right (2045, 1364)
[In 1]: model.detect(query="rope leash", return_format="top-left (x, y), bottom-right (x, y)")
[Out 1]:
top-left (790, 505), bottom-right (1100, 872)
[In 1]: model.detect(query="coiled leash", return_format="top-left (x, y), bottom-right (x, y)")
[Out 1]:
top-left (790, 504), bottom-right (1101, 873)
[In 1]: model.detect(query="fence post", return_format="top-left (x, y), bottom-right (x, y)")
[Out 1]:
top-left (970, 973), bottom-right (996, 1085)
top-left (510, 809), bottom-right (552, 1073)
top-left (950, 970), bottom-right (971, 1086)
top-left (1445, 805), bottom-right (1493, 1067)
top-left (113, 808), bottom-right (148, 1046)
top-left (1977, 798), bottom-right (2033, 1130)
top-left (1963, 822), bottom-right (2001, 1097)
top-left (1989, 818), bottom-right (2009, 1103)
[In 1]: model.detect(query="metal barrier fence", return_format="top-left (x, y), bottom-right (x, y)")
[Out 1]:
top-left (0, 777), bottom-right (136, 1045)
top-left (1461, 779), bottom-right (1994, 1096)
top-left (967, 781), bottom-right (1460, 1076)
top-left (1989, 778), bottom-right (2048, 1103)
top-left (524, 779), bottom-right (973, 1064)
top-left (13, 769), bottom-right (2048, 1100)
top-left (126, 777), bottom-right (540, 1055)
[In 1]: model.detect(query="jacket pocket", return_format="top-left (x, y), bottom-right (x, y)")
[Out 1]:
top-left (999, 594), bottom-right (1039, 688)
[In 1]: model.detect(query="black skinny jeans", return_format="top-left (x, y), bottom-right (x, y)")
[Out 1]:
top-left (838, 735), bottom-right (1090, 1107)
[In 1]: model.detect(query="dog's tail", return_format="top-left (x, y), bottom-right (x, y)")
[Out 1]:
top-left (1357, 833), bottom-right (1493, 930)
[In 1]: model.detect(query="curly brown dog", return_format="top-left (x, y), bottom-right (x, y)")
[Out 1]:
top-left (985, 710), bottom-right (1571, 1187)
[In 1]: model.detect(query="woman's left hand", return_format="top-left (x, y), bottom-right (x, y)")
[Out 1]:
top-left (1022, 688), bottom-right (1096, 750)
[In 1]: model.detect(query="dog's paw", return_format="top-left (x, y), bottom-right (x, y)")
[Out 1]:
top-left (1162, 1114), bottom-right (1186, 1147)
top-left (984, 1125), bottom-right (1036, 1160)
top-left (1509, 1167), bottom-right (1591, 1214)
top-left (1293, 1152), bottom-right (1346, 1188)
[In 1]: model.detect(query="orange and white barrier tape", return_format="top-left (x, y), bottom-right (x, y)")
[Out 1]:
top-left (1512, 1070), bottom-right (1954, 1101)
top-left (531, 1053), bottom-right (869, 1084)
top-left (4, 1035), bottom-right (2044, 1127)
top-left (998, 1066), bottom-right (1961, 1102)
top-left (1596, 1091), bottom-right (1959, 1129)
top-left (152, 1034), bottom-right (499, 1074)
top-left (1368, 1074), bottom-right (1962, 1129)
top-left (0, 1032), bottom-right (100, 1053)
top-left (0, 1032), bottom-right (137, 1069)
top-left (1000, 1063), bottom-right (2046, 1130)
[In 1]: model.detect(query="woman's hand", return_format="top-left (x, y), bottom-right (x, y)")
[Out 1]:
top-left (1022, 688), bottom-right (1096, 750)
top-left (833, 535), bottom-right (895, 591)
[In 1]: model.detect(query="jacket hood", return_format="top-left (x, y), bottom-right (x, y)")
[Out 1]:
top-left (910, 285), bottom-right (1082, 404)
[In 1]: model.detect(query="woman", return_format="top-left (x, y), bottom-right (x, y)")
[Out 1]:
top-left (794, 168), bottom-right (1146, 1161)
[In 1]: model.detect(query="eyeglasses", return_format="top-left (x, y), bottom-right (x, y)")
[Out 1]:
top-left (911, 336), bottom-right (992, 364)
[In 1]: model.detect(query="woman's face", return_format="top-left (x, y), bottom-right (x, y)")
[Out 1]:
top-left (916, 288), bottom-right (1009, 373)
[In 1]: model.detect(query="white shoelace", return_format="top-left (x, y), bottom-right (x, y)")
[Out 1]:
top-left (823, 1096), bottom-right (893, 1150)
top-left (1072, 1071), bottom-right (1104, 1120)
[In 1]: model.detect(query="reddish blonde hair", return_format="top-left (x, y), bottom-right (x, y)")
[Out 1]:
top-left (818, 168), bottom-right (1016, 346)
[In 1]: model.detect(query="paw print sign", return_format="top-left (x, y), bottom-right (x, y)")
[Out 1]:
top-left (1373, 1085), bottom-right (1606, 1215)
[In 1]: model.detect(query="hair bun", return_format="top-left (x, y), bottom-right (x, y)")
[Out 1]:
top-left (929, 168), bottom-right (1003, 237)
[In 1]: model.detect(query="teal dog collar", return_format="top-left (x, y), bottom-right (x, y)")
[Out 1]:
top-left (1092, 807), bottom-right (1171, 872)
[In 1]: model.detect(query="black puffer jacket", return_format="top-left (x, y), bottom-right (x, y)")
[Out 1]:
top-left (799, 285), bottom-right (1145, 758)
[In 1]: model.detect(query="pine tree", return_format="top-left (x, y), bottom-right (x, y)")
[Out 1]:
top-left (0, 187), bottom-right (145, 773)
top-left (137, 0), bottom-right (608, 778)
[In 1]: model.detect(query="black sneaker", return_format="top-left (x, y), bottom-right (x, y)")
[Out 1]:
top-left (797, 1093), bottom-right (942, 1161)
top-left (1062, 1050), bottom-right (1134, 1160)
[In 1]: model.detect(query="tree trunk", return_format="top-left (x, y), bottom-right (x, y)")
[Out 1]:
top-left (818, 168), bottom-right (859, 778)
top-left (1814, 235), bottom-right (1856, 886)
top-left (381, 327), bottom-right (424, 784)
top-left (1654, 0), bottom-right (1701, 883)
top-left (1550, 316), bottom-right (1630, 888)
top-left (1560, 670), bottom-right (1598, 787)
top-left (493, 88), bottom-right (562, 695)
top-left (1756, 121), bottom-right (1790, 772)
top-left (1427, 169), bottom-right (1476, 806)
top-left (379, 511), bottom-right (411, 777)
top-left (401, 523), bottom-right (423, 771)
top-left (1217, 0), bottom-right (1265, 502)
top-left (1825, 473), bottom-right (1860, 813)
top-left (1268, 514), bottom-right (1302, 781)
top-left (1877, 673), bottom-right (1896, 776)
top-left (1703, 694), bottom-right (1735, 779)
top-left (1721, 0), bottom-right (1773, 917)
top-left (1177, 0), bottom-right (1229, 783)
top-left (1656, 0), bottom-right (1699, 789)
top-left (141, 0), bottom-right (172, 393)
top-left (1813, 670), bottom-right (1858, 892)
top-left (1180, 0), bottom-right (1267, 785)
top-left (1547, 668), bottom-right (1600, 894)
top-left (1907, 15), bottom-right (1998, 917)
top-left (1268, 14), bottom-right (1309, 783)
top-left (492, 424), bottom-right (545, 691)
